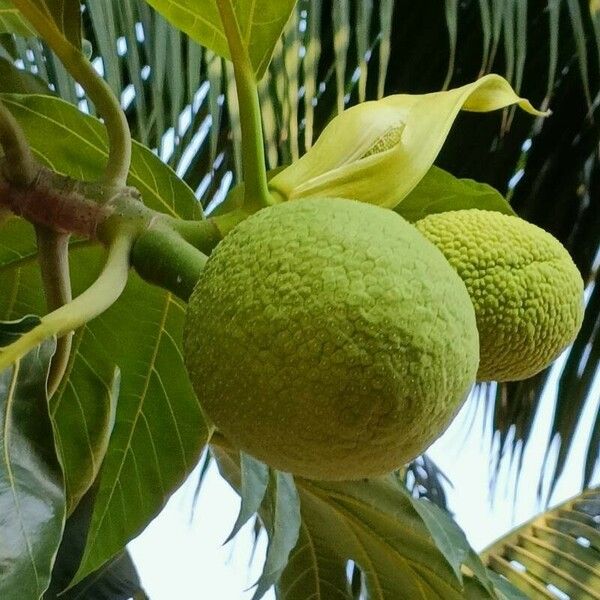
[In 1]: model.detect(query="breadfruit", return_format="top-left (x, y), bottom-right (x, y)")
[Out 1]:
top-left (416, 209), bottom-right (584, 382)
top-left (184, 198), bottom-right (479, 480)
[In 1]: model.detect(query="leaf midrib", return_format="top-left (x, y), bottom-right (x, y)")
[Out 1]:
top-left (79, 292), bottom-right (175, 568)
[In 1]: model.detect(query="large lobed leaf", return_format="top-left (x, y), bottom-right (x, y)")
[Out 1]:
top-left (141, 0), bottom-right (296, 78)
top-left (212, 447), bottom-right (521, 600)
top-left (0, 318), bottom-right (65, 600)
top-left (0, 93), bottom-right (209, 586)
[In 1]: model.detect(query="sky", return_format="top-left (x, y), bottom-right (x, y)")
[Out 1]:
top-left (128, 348), bottom-right (600, 600)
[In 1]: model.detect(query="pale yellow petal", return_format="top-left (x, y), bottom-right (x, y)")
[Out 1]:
top-left (269, 102), bottom-right (403, 199)
top-left (270, 74), bottom-right (548, 208)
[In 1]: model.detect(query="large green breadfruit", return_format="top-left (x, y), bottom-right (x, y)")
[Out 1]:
top-left (184, 198), bottom-right (479, 480)
top-left (416, 209), bottom-right (584, 382)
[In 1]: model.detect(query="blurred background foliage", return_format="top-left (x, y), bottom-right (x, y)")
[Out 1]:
top-left (1, 0), bottom-right (598, 510)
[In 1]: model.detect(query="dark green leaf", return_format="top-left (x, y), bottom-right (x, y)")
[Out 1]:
top-left (0, 319), bottom-right (65, 600)
top-left (141, 0), bottom-right (296, 78)
top-left (62, 551), bottom-right (142, 600)
top-left (43, 0), bottom-right (82, 49)
top-left (396, 166), bottom-right (515, 223)
top-left (0, 93), bottom-right (209, 585)
top-left (44, 487), bottom-right (144, 600)
top-left (0, 314), bottom-right (41, 344)
top-left (224, 451), bottom-right (269, 544)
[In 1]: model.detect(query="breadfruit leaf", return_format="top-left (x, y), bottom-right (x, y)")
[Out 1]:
top-left (0, 94), bottom-right (209, 587)
top-left (251, 470), bottom-right (301, 600)
top-left (0, 0), bottom-right (35, 36)
top-left (0, 318), bottom-right (65, 600)
top-left (211, 447), bottom-right (517, 600)
top-left (395, 166), bottom-right (515, 223)
top-left (141, 0), bottom-right (296, 78)
top-left (224, 451), bottom-right (270, 544)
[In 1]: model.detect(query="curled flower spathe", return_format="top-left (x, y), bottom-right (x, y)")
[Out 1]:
top-left (268, 74), bottom-right (548, 209)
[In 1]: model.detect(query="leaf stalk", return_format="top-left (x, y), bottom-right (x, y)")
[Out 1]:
top-left (10, 1), bottom-right (131, 187)
top-left (35, 227), bottom-right (73, 397)
top-left (0, 231), bottom-right (133, 372)
top-left (0, 98), bottom-right (38, 186)
top-left (216, 0), bottom-right (273, 210)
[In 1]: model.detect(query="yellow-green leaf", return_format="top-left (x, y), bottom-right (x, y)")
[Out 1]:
top-left (0, 0), bottom-right (35, 35)
top-left (141, 0), bottom-right (296, 78)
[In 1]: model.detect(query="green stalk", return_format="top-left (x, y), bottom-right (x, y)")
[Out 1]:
top-left (11, 1), bottom-right (131, 187)
top-left (0, 98), bottom-right (38, 186)
top-left (169, 208), bottom-right (248, 249)
top-left (0, 232), bottom-right (132, 372)
top-left (36, 227), bottom-right (73, 397)
top-left (131, 225), bottom-right (208, 302)
top-left (216, 0), bottom-right (273, 210)
top-left (164, 216), bottom-right (223, 255)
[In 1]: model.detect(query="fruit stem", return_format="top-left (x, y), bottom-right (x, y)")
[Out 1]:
top-left (216, 0), bottom-right (273, 210)
top-left (0, 98), bottom-right (38, 186)
top-left (35, 227), bottom-right (73, 397)
top-left (170, 208), bottom-right (248, 248)
top-left (11, 1), bottom-right (131, 187)
top-left (166, 217), bottom-right (223, 255)
top-left (131, 225), bottom-right (208, 302)
top-left (0, 231), bottom-right (132, 372)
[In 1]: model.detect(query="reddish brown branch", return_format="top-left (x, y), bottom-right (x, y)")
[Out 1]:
top-left (0, 164), bottom-right (131, 239)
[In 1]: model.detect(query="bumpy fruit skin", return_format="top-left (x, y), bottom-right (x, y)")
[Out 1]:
top-left (184, 198), bottom-right (479, 480)
top-left (416, 209), bottom-right (584, 382)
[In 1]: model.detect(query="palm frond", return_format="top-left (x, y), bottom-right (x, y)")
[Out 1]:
top-left (482, 486), bottom-right (600, 598)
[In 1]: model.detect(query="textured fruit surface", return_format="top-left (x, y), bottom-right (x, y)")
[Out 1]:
top-left (416, 209), bottom-right (584, 382)
top-left (184, 198), bottom-right (479, 480)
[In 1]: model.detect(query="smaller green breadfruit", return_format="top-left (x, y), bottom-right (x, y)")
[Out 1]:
top-left (415, 209), bottom-right (584, 382)
top-left (184, 198), bottom-right (479, 481)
